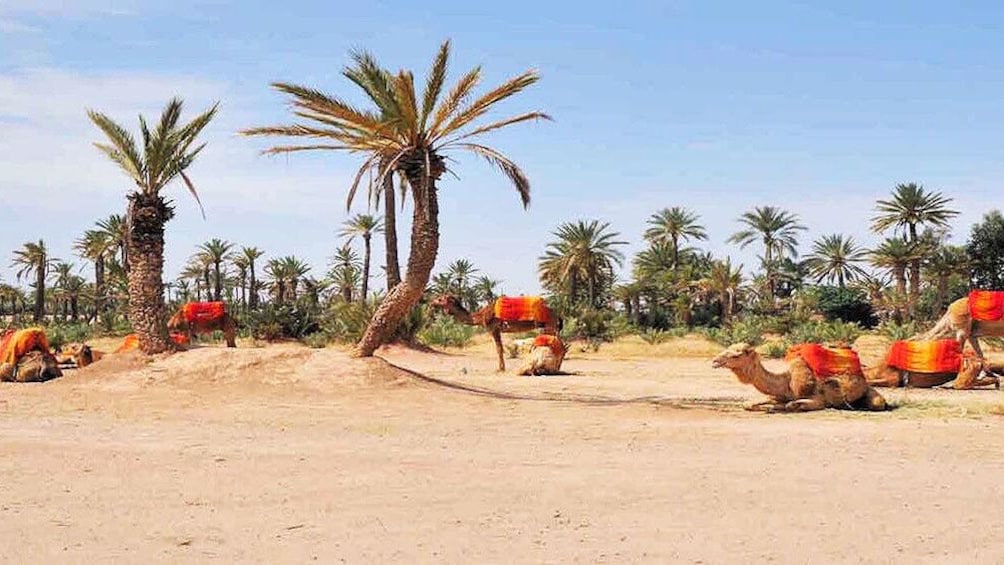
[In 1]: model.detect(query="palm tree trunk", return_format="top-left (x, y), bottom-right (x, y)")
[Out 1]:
top-left (383, 159), bottom-right (402, 290)
top-left (249, 262), bottom-right (258, 310)
top-left (361, 233), bottom-right (371, 302)
top-left (33, 267), bottom-right (44, 322)
top-left (126, 193), bottom-right (174, 354)
top-left (70, 295), bottom-right (79, 321)
top-left (214, 261), bottom-right (223, 301)
top-left (356, 174), bottom-right (440, 356)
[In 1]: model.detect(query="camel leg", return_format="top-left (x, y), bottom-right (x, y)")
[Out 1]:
top-left (745, 399), bottom-right (787, 412)
top-left (952, 363), bottom-right (999, 390)
top-left (492, 328), bottom-right (505, 372)
top-left (852, 388), bottom-right (888, 411)
top-left (224, 316), bottom-right (237, 348)
top-left (784, 397), bottom-right (827, 412)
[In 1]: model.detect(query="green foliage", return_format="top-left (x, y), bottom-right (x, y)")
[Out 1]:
top-left (761, 341), bottom-right (789, 359)
top-left (44, 322), bottom-right (93, 350)
top-left (561, 308), bottom-right (630, 342)
top-left (322, 300), bottom-right (377, 343)
top-left (877, 320), bottom-right (920, 341)
top-left (418, 315), bottom-right (477, 348)
top-left (638, 328), bottom-right (670, 345)
top-left (968, 210), bottom-right (1004, 289)
top-left (245, 303), bottom-right (320, 340)
top-left (301, 332), bottom-right (331, 349)
top-left (813, 285), bottom-right (877, 327)
top-left (785, 320), bottom-right (863, 345)
top-left (700, 317), bottom-right (768, 346)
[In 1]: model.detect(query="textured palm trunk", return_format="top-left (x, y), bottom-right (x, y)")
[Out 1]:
top-left (248, 262), bottom-right (258, 310)
top-left (214, 261), bottom-right (223, 301)
top-left (126, 193), bottom-right (174, 354)
top-left (383, 159), bottom-right (402, 290)
top-left (356, 155), bottom-right (443, 357)
top-left (33, 268), bottom-right (44, 322)
top-left (361, 234), bottom-right (371, 302)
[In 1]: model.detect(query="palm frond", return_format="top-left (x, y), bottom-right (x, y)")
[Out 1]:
top-left (428, 66), bottom-right (481, 138)
top-left (434, 70), bottom-right (541, 140)
top-left (87, 110), bottom-right (144, 180)
top-left (419, 40), bottom-right (451, 130)
top-left (438, 111), bottom-right (551, 147)
top-left (459, 143), bottom-right (530, 208)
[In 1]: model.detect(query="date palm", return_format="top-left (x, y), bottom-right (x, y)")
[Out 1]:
top-left (871, 182), bottom-right (958, 307)
top-left (88, 97), bottom-right (218, 353)
top-left (232, 256), bottom-right (249, 309)
top-left (338, 214), bottom-right (383, 301)
top-left (869, 238), bottom-right (920, 320)
top-left (11, 240), bottom-right (58, 322)
top-left (240, 247), bottom-right (265, 310)
top-left (643, 207), bottom-right (708, 271)
top-left (96, 214), bottom-right (129, 272)
top-left (329, 245), bottom-right (362, 302)
top-left (700, 258), bottom-right (743, 325)
top-left (243, 40), bottom-right (549, 356)
top-left (924, 244), bottom-right (970, 312)
top-left (74, 229), bottom-right (114, 318)
top-left (538, 220), bottom-right (627, 308)
top-left (198, 238), bottom-right (234, 301)
top-left (728, 206), bottom-right (806, 300)
top-left (803, 234), bottom-right (868, 287)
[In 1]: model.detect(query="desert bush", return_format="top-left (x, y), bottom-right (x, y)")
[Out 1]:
top-left (301, 332), bottom-right (332, 349)
top-left (44, 322), bottom-right (93, 350)
top-left (761, 341), bottom-right (789, 359)
top-left (246, 303), bottom-right (321, 340)
top-left (877, 320), bottom-right (920, 341)
top-left (786, 320), bottom-right (863, 345)
top-left (813, 286), bottom-right (877, 328)
top-left (639, 328), bottom-right (670, 345)
top-left (700, 317), bottom-right (768, 346)
top-left (322, 300), bottom-right (377, 343)
top-left (419, 315), bottom-right (477, 348)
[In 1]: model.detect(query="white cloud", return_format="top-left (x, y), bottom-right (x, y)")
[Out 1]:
top-left (0, 17), bottom-right (40, 33)
top-left (0, 0), bottom-right (140, 18)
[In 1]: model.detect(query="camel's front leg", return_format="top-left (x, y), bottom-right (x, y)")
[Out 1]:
top-left (492, 329), bottom-right (505, 372)
top-left (745, 398), bottom-right (787, 412)
top-left (784, 395), bottom-right (827, 412)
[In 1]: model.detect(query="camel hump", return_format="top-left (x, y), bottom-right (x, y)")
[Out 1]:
top-left (968, 290), bottom-right (1004, 321)
top-left (180, 301), bottom-right (228, 323)
top-left (0, 327), bottom-right (51, 366)
top-left (886, 339), bottom-right (962, 373)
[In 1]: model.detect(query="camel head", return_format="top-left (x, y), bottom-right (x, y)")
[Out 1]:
top-left (711, 342), bottom-right (758, 369)
top-left (55, 342), bottom-right (97, 368)
top-left (429, 294), bottom-right (462, 312)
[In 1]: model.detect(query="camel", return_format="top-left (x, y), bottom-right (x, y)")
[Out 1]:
top-left (54, 342), bottom-right (104, 369)
top-left (712, 343), bottom-right (887, 413)
top-left (430, 294), bottom-right (561, 372)
top-left (167, 301), bottom-right (237, 348)
top-left (516, 335), bottom-right (566, 376)
top-left (0, 328), bottom-right (62, 382)
top-left (918, 292), bottom-right (1004, 360)
top-left (865, 339), bottom-right (1002, 389)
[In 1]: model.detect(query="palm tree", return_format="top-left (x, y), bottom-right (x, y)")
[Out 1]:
top-left (472, 275), bottom-right (501, 305)
top-left (338, 214), bottom-right (383, 301)
top-left (52, 262), bottom-right (76, 320)
top-left (445, 258), bottom-right (480, 308)
top-left (700, 258), bottom-right (743, 325)
top-left (240, 247), bottom-right (264, 310)
top-left (643, 207), bottom-right (708, 271)
top-left (329, 245), bottom-right (362, 302)
top-left (871, 182), bottom-right (959, 308)
top-left (538, 220), bottom-right (627, 308)
top-left (924, 244), bottom-right (970, 313)
top-left (74, 229), bottom-right (114, 319)
top-left (88, 98), bottom-right (218, 353)
top-left (96, 214), bottom-right (129, 272)
top-left (232, 255), bottom-right (249, 309)
top-left (802, 234), bottom-right (869, 287)
top-left (198, 238), bottom-right (234, 301)
top-left (283, 256), bottom-right (311, 301)
top-left (869, 237), bottom-right (919, 320)
top-left (11, 240), bottom-right (57, 322)
top-left (728, 206), bottom-right (806, 301)
top-left (243, 40), bottom-right (549, 356)
top-left (265, 258), bottom-right (290, 305)
top-left (180, 260), bottom-right (208, 301)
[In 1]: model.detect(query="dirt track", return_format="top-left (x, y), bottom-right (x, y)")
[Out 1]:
top-left (3, 341), bottom-right (1004, 563)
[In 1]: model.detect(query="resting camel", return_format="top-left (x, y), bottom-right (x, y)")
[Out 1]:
top-left (516, 335), bottom-right (566, 376)
top-left (918, 292), bottom-right (1004, 360)
top-left (0, 328), bottom-right (62, 382)
top-left (54, 342), bottom-right (103, 369)
top-left (430, 294), bottom-right (561, 372)
top-left (167, 301), bottom-right (237, 348)
top-left (865, 339), bottom-right (1002, 389)
top-left (712, 343), bottom-right (887, 413)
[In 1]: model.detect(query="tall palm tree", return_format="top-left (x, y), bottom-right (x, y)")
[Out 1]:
top-left (871, 182), bottom-right (959, 307)
top-left (74, 229), bottom-right (114, 319)
top-left (472, 275), bottom-right (501, 304)
top-left (728, 206), bottom-right (806, 301)
top-left (802, 234), bottom-right (869, 287)
top-left (198, 238), bottom-right (234, 301)
top-left (88, 98), bottom-right (218, 353)
top-left (643, 207), bottom-right (708, 271)
top-left (265, 258), bottom-right (290, 305)
top-left (243, 40), bottom-right (549, 356)
top-left (869, 237), bottom-right (919, 320)
top-left (52, 262), bottom-right (76, 320)
top-left (329, 245), bottom-right (362, 302)
top-left (538, 220), bottom-right (627, 308)
top-left (282, 256), bottom-right (311, 301)
top-left (699, 258), bottom-right (743, 325)
top-left (232, 255), bottom-right (249, 309)
top-left (179, 260), bottom-right (208, 301)
top-left (11, 240), bottom-right (57, 322)
top-left (445, 258), bottom-right (480, 308)
top-left (924, 244), bottom-right (970, 313)
top-left (338, 214), bottom-right (383, 301)
top-left (240, 247), bottom-right (265, 310)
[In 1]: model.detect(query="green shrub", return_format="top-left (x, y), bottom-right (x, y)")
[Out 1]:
top-left (877, 320), bottom-right (920, 341)
top-left (787, 320), bottom-right (863, 345)
top-left (418, 315), bottom-right (477, 348)
top-left (700, 318), bottom-right (767, 347)
top-left (44, 322), bottom-right (93, 350)
top-left (245, 303), bottom-right (320, 340)
top-left (761, 341), bottom-right (789, 359)
top-left (301, 332), bottom-right (331, 349)
top-left (814, 286), bottom-right (877, 328)
top-left (322, 300), bottom-right (377, 343)
top-left (639, 328), bottom-right (669, 345)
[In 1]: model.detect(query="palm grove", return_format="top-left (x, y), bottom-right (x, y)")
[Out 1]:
top-left (4, 43), bottom-right (1004, 354)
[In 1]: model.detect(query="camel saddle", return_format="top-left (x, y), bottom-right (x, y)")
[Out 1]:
top-left (533, 334), bottom-right (566, 358)
top-left (180, 301), bottom-right (227, 323)
top-left (969, 290), bottom-right (1004, 322)
top-left (885, 339), bottom-right (962, 373)
top-left (785, 343), bottom-right (863, 378)
top-left (493, 296), bottom-right (553, 324)
top-left (0, 328), bottom-right (50, 366)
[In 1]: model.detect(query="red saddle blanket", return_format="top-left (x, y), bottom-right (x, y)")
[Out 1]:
top-left (0, 328), bottom-right (50, 365)
top-left (181, 302), bottom-right (227, 323)
top-left (885, 339), bottom-right (962, 373)
top-left (116, 332), bottom-right (190, 353)
top-left (785, 343), bottom-right (863, 378)
top-left (533, 334), bottom-right (566, 358)
top-left (494, 296), bottom-right (553, 324)
top-left (969, 290), bottom-right (1004, 322)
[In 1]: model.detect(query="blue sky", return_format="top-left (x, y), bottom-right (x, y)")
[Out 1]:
top-left (2, 1), bottom-right (1003, 295)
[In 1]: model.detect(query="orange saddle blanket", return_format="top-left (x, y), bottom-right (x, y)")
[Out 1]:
top-left (885, 339), bottom-right (962, 373)
top-left (0, 328), bottom-right (50, 365)
top-left (533, 334), bottom-right (566, 358)
top-left (494, 296), bottom-right (553, 324)
top-left (115, 332), bottom-right (190, 353)
top-left (785, 343), bottom-right (863, 378)
top-left (181, 302), bottom-right (227, 323)
top-left (969, 290), bottom-right (1004, 322)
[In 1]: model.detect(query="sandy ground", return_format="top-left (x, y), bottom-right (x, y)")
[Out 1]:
top-left (3, 336), bottom-right (1004, 563)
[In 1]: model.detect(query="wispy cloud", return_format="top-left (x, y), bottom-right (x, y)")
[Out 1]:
top-left (0, 0), bottom-right (140, 18)
top-left (0, 17), bottom-right (40, 33)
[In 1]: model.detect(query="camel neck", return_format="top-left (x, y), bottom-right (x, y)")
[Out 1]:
top-left (445, 302), bottom-right (475, 325)
top-left (732, 354), bottom-right (792, 398)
